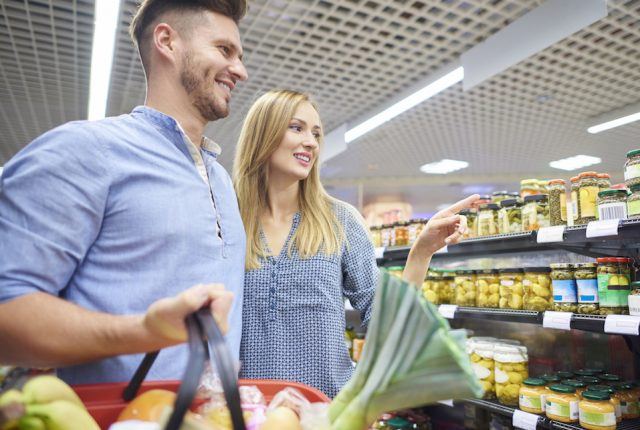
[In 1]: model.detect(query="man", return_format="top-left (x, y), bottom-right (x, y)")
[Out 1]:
top-left (0, 0), bottom-right (248, 384)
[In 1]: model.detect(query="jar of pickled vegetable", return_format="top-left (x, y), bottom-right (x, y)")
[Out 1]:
top-left (455, 270), bottom-right (477, 307)
top-left (394, 221), bottom-right (409, 246)
top-left (556, 371), bottom-right (574, 380)
top-left (498, 199), bottom-right (522, 234)
top-left (575, 263), bottom-right (599, 314)
top-left (546, 384), bottom-right (579, 423)
top-left (599, 374), bottom-right (620, 386)
top-left (613, 382), bottom-right (640, 419)
top-left (522, 194), bottom-right (549, 231)
top-left (422, 276), bottom-right (438, 304)
top-left (407, 219), bottom-right (422, 245)
top-left (570, 176), bottom-right (581, 225)
top-left (597, 173), bottom-right (611, 189)
top-left (476, 269), bottom-right (500, 308)
top-left (370, 226), bottom-right (382, 247)
top-left (597, 189), bottom-right (628, 221)
top-left (519, 378), bottom-right (547, 414)
top-left (538, 179), bottom-right (549, 193)
top-left (628, 184), bottom-right (640, 219)
top-left (550, 263), bottom-right (578, 312)
top-left (521, 179), bottom-right (540, 198)
top-left (469, 340), bottom-right (495, 398)
top-left (478, 204), bottom-right (499, 236)
top-left (564, 379), bottom-right (587, 398)
top-left (498, 269), bottom-right (524, 310)
top-left (494, 344), bottom-right (528, 406)
top-left (459, 209), bottom-right (476, 239)
top-left (381, 224), bottom-right (393, 247)
top-left (436, 276), bottom-right (455, 304)
top-left (625, 149), bottom-right (640, 188)
top-left (588, 385), bottom-right (622, 423)
top-left (579, 172), bottom-right (600, 224)
top-left (523, 267), bottom-right (552, 311)
top-left (548, 179), bottom-right (567, 226)
top-left (579, 391), bottom-right (617, 430)
top-left (597, 257), bottom-right (630, 315)
top-left (492, 190), bottom-right (510, 204)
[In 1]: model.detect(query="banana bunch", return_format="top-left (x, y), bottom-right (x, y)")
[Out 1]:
top-left (0, 375), bottom-right (99, 430)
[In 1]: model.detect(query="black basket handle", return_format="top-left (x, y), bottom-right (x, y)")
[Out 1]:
top-left (123, 309), bottom-right (246, 430)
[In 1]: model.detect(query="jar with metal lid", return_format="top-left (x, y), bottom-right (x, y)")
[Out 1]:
top-left (579, 172), bottom-right (600, 224)
top-left (597, 189), bottom-right (628, 221)
top-left (629, 281), bottom-right (640, 316)
top-left (548, 179), bottom-right (567, 226)
top-left (498, 269), bottom-right (524, 310)
top-left (492, 190), bottom-right (510, 204)
top-left (597, 173), bottom-right (612, 190)
top-left (422, 276), bottom-right (438, 304)
top-left (520, 179), bottom-right (540, 198)
top-left (541, 374), bottom-right (562, 390)
top-left (628, 184), bottom-right (640, 219)
top-left (599, 374), bottom-right (621, 386)
top-left (579, 391), bottom-right (616, 430)
top-left (570, 176), bottom-right (581, 225)
top-left (522, 267), bottom-right (552, 311)
top-left (596, 257), bottom-right (630, 315)
top-left (538, 179), bottom-right (550, 193)
top-left (575, 263), bottom-right (599, 314)
top-left (498, 199), bottom-right (522, 234)
top-left (522, 194), bottom-right (549, 231)
top-left (370, 226), bottom-right (382, 247)
top-left (546, 384), bottom-right (580, 423)
top-left (550, 263), bottom-right (578, 312)
top-left (613, 382), bottom-right (640, 419)
top-left (556, 371), bottom-right (574, 380)
top-left (477, 269), bottom-right (500, 308)
top-left (468, 340), bottom-right (496, 398)
top-left (579, 376), bottom-right (602, 386)
top-left (494, 344), bottom-right (529, 406)
top-left (588, 385), bottom-right (622, 423)
top-left (625, 149), bottom-right (640, 188)
top-left (459, 209), bottom-right (476, 239)
top-left (455, 270), bottom-right (477, 307)
top-left (519, 378), bottom-right (547, 414)
top-left (563, 379), bottom-right (587, 398)
top-left (478, 204), bottom-right (500, 236)
top-left (394, 221), bottom-right (409, 246)
top-left (407, 219), bottom-right (423, 245)
top-left (381, 224), bottom-right (393, 247)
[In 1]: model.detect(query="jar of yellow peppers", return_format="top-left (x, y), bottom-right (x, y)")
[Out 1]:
top-left (476, 269), bottom-right (500, 308)
top-left (455, 270), bottom-right (477, 307)
top-left (498, 269), bottom-right (524, 310)
top-left (494, 344), bottom-right (528, 406)
top-left (468, 339), bottom-right (496, 399)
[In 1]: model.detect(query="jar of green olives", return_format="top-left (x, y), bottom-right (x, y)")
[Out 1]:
top-left (478, 204), bottom-right (500, 236)
top-left (548, 179), bottom-right (567, 226)
top-left (578, 172), bottom-right (600, 224)
top-left (523, 267), bottom-right (553, 311)
top-left (625, 149), bottom-right (640, 188)
top-left (596, 257), bottom-right (631, 315)
top-left (550, 263), bottom-right (578, 312)
top-left (522, 194), bottom-right (549, 231)
top-left (575, 263), bottom-right (599, 314)
top-left (498, 199), bottom-right (522, 234)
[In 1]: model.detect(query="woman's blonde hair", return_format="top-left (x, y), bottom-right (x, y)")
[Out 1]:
top-left (233, 89), bottom-right (345, 270)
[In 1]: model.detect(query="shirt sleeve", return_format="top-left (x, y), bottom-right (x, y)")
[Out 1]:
top-left (340, 204), bottom-right (378, 326)
top-left (0, 122), bottom-right (110, 302)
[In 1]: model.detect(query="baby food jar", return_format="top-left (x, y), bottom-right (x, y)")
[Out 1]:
top-left (563, 379), bottom-right (587, 398)
top-left (494, 344), bottom-right (529, 406)
top-left (546, 384), bottom-right (580, 423)
top-left (579, 390), bottom-right (617, 430)
top-left (522, 267), bottom-right (552, 311)
top-left (498, 269), bottom-right (524, 310)
top-left (613, 382), bottom-right (640, 419)
top-left (476, 269), bottom-right (500, 308)
top-left (575, 263), bottom-right (599, 314)
top-left (519, 378), bottom-right (547, 414)
top-left (550, 263), bottom-right (578, 312)
top-left (588, 385), bottom-right (622, 423)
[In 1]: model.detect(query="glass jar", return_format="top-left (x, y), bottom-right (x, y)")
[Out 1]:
top-left (556, 371), bottom-right (575, 380)
top-left (370, 226), bottom-right (382, 247)
top-left (381, 224), bottom-right (393, 247)
top-left (597, 257), bottom-right (630, 315)
top-left (394, 221), bottom-right (409, 247)
top-left (579, 172), bottom-right (600, 224)
top-left (550, 263), bottom-right (578, 312)
top-left (575, 263), bottom-right (599, 314)
top-left (436, 276), bottom-right (455, 305)
top-left (460, 209), bottom-right (476, 239)
top-left (522, 267), bottom-right (552, 311)
top-left (597, 189), bottom-right (628, 221)
top-left (597, 173), bottom-right (612, 190)
top-left (477, 269), bottom-right (500, 308)
top-left (519, 378), bottom-right (547, 414)
top-left (522, 194), bottom-right (549, 231)
top-left (625, 149), bottom-right (640, 188)
top-left (548, 179), bottom-right (567, 226)
top-left (455, 270), bottom-right (477, 307)
top-left (541, 374), bottom-right (562, 389)
top-left (469, 340), bottom-right (495, 399)
top-left (579, 391), bottom-right (616, 430)
top-left (498, 199), bottom-right (522, 234)
top-left (630, 281), bottom-right (640, 316)
top-left (407, 219), bottom-right (423, 245)
top-left (588, 385), bottom-right (622, 423)
top-left (615, 382), bottom-right (640, 419)
top-left (599, 374), bottom-right (621, 386)
top-left (570, 176), bottom-right (581, 225)
top-left (494, 344), bottom-right (529, 406)
top-left (478, 204), bottom-right (500, 236)
top-left (546, 384), bottom-right (580, 423)
top-left (492, 190), bottom-right (510, 204)
top-left (579, 376), bottom-right (602, 387)
top-left (521, 179), bottom-right (540, 198)
top-left (563, 379), bottom-right (587, 398)
top-left (499, 269), bottom-right (524, 310)
top-left (422, 276), bottom-right (438, 304)
top-left (538, 179), bottom-right (549, 194)
top-left (628, 184), bottom-right (640, 219)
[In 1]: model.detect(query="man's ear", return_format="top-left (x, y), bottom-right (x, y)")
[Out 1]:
top-left (152, 22), bottom-right (181, 65)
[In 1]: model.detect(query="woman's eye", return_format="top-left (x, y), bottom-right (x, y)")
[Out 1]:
top-left (289, 125), bottom-right (302, 132)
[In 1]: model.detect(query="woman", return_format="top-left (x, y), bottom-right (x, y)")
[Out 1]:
top-left (233, 89), bottom-right (477, 397)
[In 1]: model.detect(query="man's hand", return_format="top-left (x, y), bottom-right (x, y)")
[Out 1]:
top-left (144, 284), bottom-right (234, 344)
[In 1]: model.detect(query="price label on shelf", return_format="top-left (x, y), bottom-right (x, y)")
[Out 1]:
top-left (585, 219), bottom-right (620, 238)
top-left (374, 247), bottom-right (385, 259)
top-left (604, 315), bottom-right (640, 335)
top-left (438, 399), bottom-right (454, 407)
top-left (438, 304), bottom-right (458, 319)
top-left (512, 410), bottom-right (540, 430)
top-left (536, 225), bottom-right (565, 243)
top-left (542, 311), bottom-right (573, 331)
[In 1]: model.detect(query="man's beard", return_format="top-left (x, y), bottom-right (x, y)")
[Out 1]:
top-left (180, 52), bottom-right (229, 121)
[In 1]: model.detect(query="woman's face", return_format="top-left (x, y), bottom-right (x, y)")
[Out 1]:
top-left (268, 101), bottom-right (322, 181)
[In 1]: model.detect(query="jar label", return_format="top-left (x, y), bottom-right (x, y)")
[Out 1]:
top-left (519, 393), bottom-right (543, 411)
top-left (624, 401), bottom-right (640, 416)
top-left (546, 399), bottom-right (578, 420)
top-left (580, 186), bottom-right (599, 218)
top-left (571, 191), bottom-right (579, 221)
top-left (552, 279), bottom-right (578, 303)
top-left (598, 202), bottom-right (627, 221)
top-left (625, 163), bottom-right (640, 181)
top-left (598, 273), bottom-right (631, 307)
top-left (579, 410), bottom-right (616, 426)
top-left (628, 199), bottom-right (640, 217)
top-left (560, 193), bottom-right (567, 222)
top-left (577, 279), bottom-right (599, 303)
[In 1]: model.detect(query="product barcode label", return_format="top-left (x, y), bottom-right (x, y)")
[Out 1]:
top-left (598, 202), bottom-right (627, 221)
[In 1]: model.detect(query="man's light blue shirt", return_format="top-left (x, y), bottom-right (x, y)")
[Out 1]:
top-left (0, 106), bottom-right (246, 384)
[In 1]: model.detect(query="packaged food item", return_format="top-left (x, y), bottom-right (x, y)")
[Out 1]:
top-left (541, 374), bottom-right (562, 388)
top-left (494, 344), bottom-right (528, 406)
top-left (596, 257), bottom-right (630, 315)
top-left (522, 194), bottom-right (549, 231)
top-left (628, 282), bottom-right (640, 316)
top-left (537, 179), bottom-right (549, 193)
top-left (550, 263), bottom-right (578, 312)
top-left (599, 374), bottom-right (621, 386)
top-left (522, 267), bottom-right (552, 311)
top-left (613, 382), bottom-right (640, 419)
top-left (476, 269), bottom-right (500, 308)
top-left (468, 339), bottom-right (496, 398)
top-left (588, 385), bottom-right (622, 423)
top-left (421, 276), bottom-right (438, 304)
top-left (579, 390), bottom-right (617, 430)
top-left (459, 209), bottom-right (477, 239)
top-left (548, 179), bottom-right (567, 226)
top-left (352, 334), bottom-right (365, 362)
top-left (546, 384), bottom-right (579, 423)
top-left (370, 226), bottom-right (382, 247)
top-left (394, 221), bottom-right (409, 246)
top-left (625, 149), bottom-right (640, 188)
top-left (628, 184), bottom-right (640, 219)
top-left (455, 270), bottom-right (477, 307)
top-left (407, 219), bottom-right (425, 245)
top-left (478, 204), bottom-right (500, 236)
top-left (492, 190), bottom-right (510, 204)
top-left (556, 371), bottom-right (574, 380)
top-left (570, 176), bottom-right (581, 225)
top-left (473, 195), bottom-right (492, 210)
top-left (597, 189), bottom-right (628, 221)
top-left (597, 173), bottom-right (612, 190)
top-left (519, 378), bottom-right (547, 414)
top-left (579, 376), bottom-right (602, 386)
top-left (578, 172), bottom-right (600, 224)
top-left (520, 179), bottom-right (540, 198)
top-left (575, 263), bottom-right (599, 314)
top-left (498, 199), bottom-right (522, 234)
top-left (436, 275), bottom-right (455, 305)
top-left (381, 224), bottom-right (393, 247)
top-left (563, 379), bottom-right (587, 398)
top-left (498, 269), bottom-right (524, 310)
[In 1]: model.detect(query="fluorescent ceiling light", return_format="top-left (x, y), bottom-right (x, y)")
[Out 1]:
top-left (344, 67), bottom-right (464, 143)
top-left (87, 0), bottom-right (121, 120)
top-left (587, 111), bottom-right (640, 134)
top-left (549, 155), bottom-right (601, 171)
top-left (420, 159), bottom-right (469, 175)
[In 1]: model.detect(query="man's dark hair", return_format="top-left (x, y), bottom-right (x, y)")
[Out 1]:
top-left (129, 0), bottom-right (247, 72)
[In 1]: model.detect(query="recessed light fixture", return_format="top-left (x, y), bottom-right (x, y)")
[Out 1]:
top-left (587, 111), bottom-right (640, 134)
top-left (420, 159), bottom-right (469, 175)
top-left (549, 155), bottom-right (601, 171)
